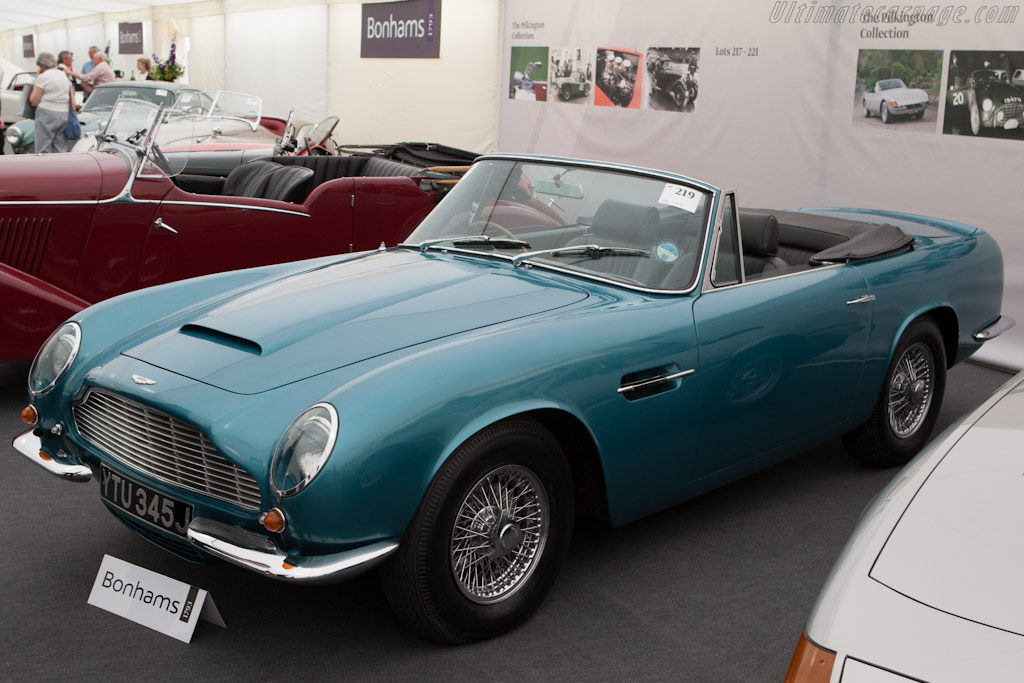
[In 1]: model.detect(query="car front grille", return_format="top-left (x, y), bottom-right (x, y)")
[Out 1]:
top-left (997, 102), bottom-right (1024, 121)
top-left (74, 390), bottom-right (262, 510)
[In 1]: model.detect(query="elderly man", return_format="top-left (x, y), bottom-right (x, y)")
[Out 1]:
top-left (82, 46), bottom-right (98, 75)
top-left (71, 51), bottom-right (116, 96)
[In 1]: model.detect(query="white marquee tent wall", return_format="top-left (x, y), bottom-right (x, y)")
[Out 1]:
top-left (0, 0), bottom-right (500, 154)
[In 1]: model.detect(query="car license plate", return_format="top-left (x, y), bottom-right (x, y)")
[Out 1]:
top-left (100, 465), bottom-right (194, 537)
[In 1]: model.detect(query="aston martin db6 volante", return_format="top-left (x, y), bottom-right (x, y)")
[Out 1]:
top-left (13, 154), bottom-right (1011, 643)
top-left (0, 98), bottom-right (458, 360)
top-left (786, 370), bottom-right (1024, 682)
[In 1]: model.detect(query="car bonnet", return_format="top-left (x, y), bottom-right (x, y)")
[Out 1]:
top-left (120, 250), bottom-right (589, 394)
top-left (870, 378), bottom-right (1024, 636)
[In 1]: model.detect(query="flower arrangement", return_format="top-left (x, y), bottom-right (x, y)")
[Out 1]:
top-left (151, 36), bottom-right (185, 82)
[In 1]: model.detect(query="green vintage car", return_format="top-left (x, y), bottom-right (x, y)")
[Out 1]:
top-left (4, 80), bottom-right (199, 153)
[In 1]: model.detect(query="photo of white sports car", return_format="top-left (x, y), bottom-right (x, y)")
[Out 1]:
top-left (862, 78), bottom-right (930, 123)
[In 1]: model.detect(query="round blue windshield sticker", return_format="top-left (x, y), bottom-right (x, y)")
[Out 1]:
top-left (656, 241), bottom-right (680, 263)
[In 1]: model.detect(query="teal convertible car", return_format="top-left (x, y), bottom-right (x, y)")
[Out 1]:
top-left (14, 155), bottom-right (1011, 643)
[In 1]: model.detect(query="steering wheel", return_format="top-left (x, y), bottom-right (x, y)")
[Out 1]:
top-left (149, 144), bottom-right (173, 175)
top-left (469, 220), bottom-right (520, 243)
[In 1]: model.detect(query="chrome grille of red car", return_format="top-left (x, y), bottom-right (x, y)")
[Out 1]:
top-left (73, 390), bottom-right (262, 510)
top-left (0, 217), bottom-right (51, 276)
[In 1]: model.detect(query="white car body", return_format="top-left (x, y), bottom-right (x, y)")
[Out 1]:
top-left (1012, 68), bottom-right (1024, 87)
top-left (792, 369), bottom-right (1024, 682)
top-left (862, 78), bottom-right (930, 122)
top-left (1, 56), bottom-right (35, 126)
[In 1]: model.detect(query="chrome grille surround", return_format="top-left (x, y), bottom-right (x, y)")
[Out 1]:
top-left (73, 390), bottom-right (262, 510)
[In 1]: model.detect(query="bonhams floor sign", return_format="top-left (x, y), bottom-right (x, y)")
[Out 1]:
top-left (88, 555), bottom-right (225, 643)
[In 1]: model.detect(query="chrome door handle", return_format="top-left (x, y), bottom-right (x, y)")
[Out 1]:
top-left (846, 294), bottom-right (875, 305)
top-left (617, 369), bottom-right (695, 394)
top-left (153, 217), bottom-right (178, 234)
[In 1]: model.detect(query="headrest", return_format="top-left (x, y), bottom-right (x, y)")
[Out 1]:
top-left (592, 199), bottom-right (661, 242)
top-left (738, 212), bottom-right (779, 258)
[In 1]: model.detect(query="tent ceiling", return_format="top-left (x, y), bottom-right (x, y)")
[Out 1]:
top-left (0, 1), bottom-right (198, 32)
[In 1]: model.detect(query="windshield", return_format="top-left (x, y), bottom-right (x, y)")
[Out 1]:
top-left (83, 85), bottom-right (178, 112)
top-left (404, 159), bottom-right (712, 291)
top-left (98, 98), bottom-right (193, 177)
top-left (101, 98), bottom-right (161, 145)
top-left (169, 90), bottom-right (262, 130)
top-left (877, 79), bottom-right (906, 91)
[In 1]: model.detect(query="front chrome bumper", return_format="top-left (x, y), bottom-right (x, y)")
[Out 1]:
top-left (13, 429), bottom-right (399, 583)
top-left (12, 430), bottom-right (92, 482)
top-left (186, 518), bottom-right (398, 584)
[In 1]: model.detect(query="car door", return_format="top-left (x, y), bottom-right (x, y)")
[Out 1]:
top-left (690, 193), bottom-right (871, 480)
top-left (138, 185), bottom-right (349, 288)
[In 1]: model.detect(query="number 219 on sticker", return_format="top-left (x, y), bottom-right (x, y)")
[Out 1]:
top-left (658, 183), bottom-right (701, 213)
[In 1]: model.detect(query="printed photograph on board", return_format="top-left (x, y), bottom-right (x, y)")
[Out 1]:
top-left (509, 46), bottom-right (549, 101)
top-left (595, 48), bottom-right (643, 108)
top-left (944, 50), bottom-right (1024, 139)
top-left (853, 49), bottom-right (942, 132)
top-left (550, 47), bottom-right (594, 104)
top-left (646, 48), bottom-right (699, 112)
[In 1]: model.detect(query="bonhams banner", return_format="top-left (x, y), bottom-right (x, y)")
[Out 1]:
top-left (362, 0), bottom-right (442, 58)
top-left (119, 22), bottom-right (144, 55)
top-left (22, 35), bottom-right (34, 59)
top-left (500, 0), bottom-right (1024, 367)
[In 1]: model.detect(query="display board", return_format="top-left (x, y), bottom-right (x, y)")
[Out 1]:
top-left (499, 0), bottom-right (1024, 368)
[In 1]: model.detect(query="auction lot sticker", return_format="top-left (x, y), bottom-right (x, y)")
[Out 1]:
top-left (88, 555), bottom-right (225, 643)
top-left (658, 183), bottom-right (701, 213)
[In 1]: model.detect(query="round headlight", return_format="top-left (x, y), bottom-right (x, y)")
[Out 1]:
top-left (29, 322), bottom-right (81, 396)
top-left (982, 98), bottom-right (994, 112)
top-left (5, 129), bottom-right (20, 144)
top-left (271, 403), bottom-right (338, 497)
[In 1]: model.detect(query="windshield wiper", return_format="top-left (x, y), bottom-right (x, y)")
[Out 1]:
top-left (400, 235), bottom-right (531, 252)
top-left (125, 128), bottom-right (149, 145)
top-left (511, 244), bottom-right (649, 267)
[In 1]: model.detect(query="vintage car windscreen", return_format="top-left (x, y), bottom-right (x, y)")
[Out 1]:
top-left (171, 91), bottom-right (262, 131)
top-left (99, 99), bottom-right (193, 177)
top-left (405, 159), bottom-right (711, 291)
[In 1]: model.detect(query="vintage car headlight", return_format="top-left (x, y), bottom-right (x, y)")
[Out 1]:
top-left (29, 322), bottom-right (81, 396)
top-left (5, 127), bottom-right (21, 145)
top-left (982, 98), bottom-right (994, 112)
top-left (271, 403), bottom-right (338, 497)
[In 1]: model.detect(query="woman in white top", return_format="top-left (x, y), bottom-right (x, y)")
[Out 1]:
top-left (29, 52), bottom-right (73, 154)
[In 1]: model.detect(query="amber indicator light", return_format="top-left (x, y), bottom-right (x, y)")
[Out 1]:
top-left (261, 508), bottom-right (286, 533)
top-left (38, 451), bottom-right (53, 461)
top-left (21, 405), bottom-right (38, 424)
top-left (784, 632), bottom-right (836, 683)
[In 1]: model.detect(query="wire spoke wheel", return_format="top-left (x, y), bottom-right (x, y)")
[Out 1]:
top-left (887, 342), bottom-right (934, 438)
top-left (450, 465), bottom-right (549, 604)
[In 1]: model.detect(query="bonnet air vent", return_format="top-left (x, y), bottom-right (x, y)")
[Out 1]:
top-left (179, 324), bottom-right (263, 355)
top-left (0, 217), bottom-right (52, 276)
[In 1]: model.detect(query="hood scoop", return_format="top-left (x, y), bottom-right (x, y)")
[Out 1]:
top-left (179, 324), bottom-right (262, 356)
top-left (122, 252), bottom-right (588, 394)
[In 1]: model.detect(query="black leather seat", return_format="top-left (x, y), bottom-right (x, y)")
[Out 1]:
top-left (569, 199), bottom-right (661, 282)
top-left (263, 165), bottom-right (314, 203)
top-left (739, 211), bottom-right (788, 279)
top-left (222, 160), bottom-right (280, 198)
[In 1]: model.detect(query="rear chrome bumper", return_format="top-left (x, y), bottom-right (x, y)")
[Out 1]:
top-left (186, 517), bottom-right (398, 584)
top-left (974, 315), bottom-right (1016, 342)
top-left (12, 430), bottom-right (92, 482)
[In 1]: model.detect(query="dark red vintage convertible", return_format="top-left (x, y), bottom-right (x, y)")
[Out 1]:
top-left (0, 99), bottom-right (466, 360)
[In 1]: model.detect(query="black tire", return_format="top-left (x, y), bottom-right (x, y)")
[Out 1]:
top-left (670, 82), bottom-right (685, 109)
top-left (881, 102), bottom-right (891, 123)
top-left (863, 99), bottom-right (871, 117)
top-left (381, 418), bottom-right (574, 643)
top-left (843, 319), bottom-right (946, 468)
top-left (560, 84), bottom-right (571, 101)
